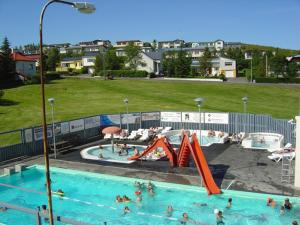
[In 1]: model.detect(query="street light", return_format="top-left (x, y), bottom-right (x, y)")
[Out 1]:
top-left (124, 98), bottom-right (129, 132)
top-left (48, 98), bottom-right (56, 159)
top-left (39, 1), bottom-right (95, 224)
top-left (194, 97), bottom-right (204, 140)
top-left (242, 96), bottom-right (248, 133)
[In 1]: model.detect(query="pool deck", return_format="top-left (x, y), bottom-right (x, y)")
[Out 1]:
top-left (1, 139), bottom-right (298, 197)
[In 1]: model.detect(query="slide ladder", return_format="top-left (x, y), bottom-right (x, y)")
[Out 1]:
top-left (128, 137), bottom-right (177, 167)
top-left (178, 134), bottom-right (221, 195)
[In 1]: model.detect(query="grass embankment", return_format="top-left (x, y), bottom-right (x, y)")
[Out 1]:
top-left (1, 78), bottom-right (299, 134)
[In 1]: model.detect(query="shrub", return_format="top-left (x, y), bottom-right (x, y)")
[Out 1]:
top-left (255, 77), bottom-right (300, 83)
top-left (0, 89), bottom-right (4, 99)
top-left (45, 72), bottom-right (61, 80)
top-left (96, 70), bottom-right (148, 78)
top-left (80, 67), bottom-right (88, 74)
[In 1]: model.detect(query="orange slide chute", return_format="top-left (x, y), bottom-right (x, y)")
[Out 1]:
top-left (128, 137), bottom-right (177, 167)
top-left (178, 134), bottom-right (221, 195)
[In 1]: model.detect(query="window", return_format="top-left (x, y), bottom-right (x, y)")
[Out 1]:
top-left (87, 58), bottom-right (95, 63)
top-left (225, 62), bottom-right (232, 66)
top-left (29, 64), bottom-right (34, 70)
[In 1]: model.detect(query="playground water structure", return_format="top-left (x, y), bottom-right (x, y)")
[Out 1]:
top-left (0, 165), bottom-right (299, 225)
top-left (164, 130), bottom-right (229, 146)
top-left (80, 144), bottom-right (147, 164)
top-left (241, 132), bottom-right (284, 151)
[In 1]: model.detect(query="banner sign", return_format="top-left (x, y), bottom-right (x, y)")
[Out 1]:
top-left (121, 113), bottom-right (141, 124)
top-left (141, 112), bottom-right (160, 121)
top-left (100, 114), bottom-right (120, 126)
top-left (34, 126), bottom-right (52, 141)
top-left (69, 119), bottom-right (84, 132)
top-left (60, 122), bottom-right (69, 135)
top-left (24, 129), bottom-right (33, 143)
top-left (205, 113), bottom-right (229, 124)
top-left (181, 112), bottom-right (204, 123)
top-left (161, 112), bottom-right (181, 122)
top-left (85, 116), bottom-right (101, 129)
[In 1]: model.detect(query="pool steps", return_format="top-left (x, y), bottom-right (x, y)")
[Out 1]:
top-left (3, 164), bottom-right (26, 175)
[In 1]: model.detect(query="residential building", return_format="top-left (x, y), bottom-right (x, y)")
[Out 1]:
top-left (287, 54), bottom-right (300, 63)
top-left (11, 52), bottom-right (36, 77)
top-left (158, 39), bottom-right (185, 49)
top-left (79, 39), bottom-right (111, 48)
top-left (63, 45), bottom-right (106, 54)
top-left (114, 40), bottom-right (143, 48)
top-left (191, 57), bottom-right (236, 78)
top-left (137, 51), bottom-right (162, 74)
top-left (58, 57), bottom-right (83, 71)
top-left (24, 54), bottom-right (40, 68)
top-left (191, 39), bottom-right (242, 51)
top-left (82, 52), bottom-right (98, 74)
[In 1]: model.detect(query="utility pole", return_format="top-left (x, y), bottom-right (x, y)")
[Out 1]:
top-left (265, 54), bottom-right (268, 77)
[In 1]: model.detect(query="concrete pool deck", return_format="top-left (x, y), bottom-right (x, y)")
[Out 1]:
top-left (0, 139), bottom-right (298, 197)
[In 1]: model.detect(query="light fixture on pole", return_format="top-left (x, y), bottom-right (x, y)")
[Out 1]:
top-left (124, 98), bottom-right (129, 132)
top-left (48, 98), bottom-right (56, 159)
top-left (39, 1), bottom-right (95, 224)
top-left (242, 96), bottom-right (248, 133)
top-left (194, 97), bottom-right (204, 139)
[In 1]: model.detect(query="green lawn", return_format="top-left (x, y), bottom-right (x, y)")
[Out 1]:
top-left (1, 78), bottom-right (299, 134)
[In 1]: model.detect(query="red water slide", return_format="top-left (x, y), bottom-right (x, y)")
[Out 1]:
top-left (128, 137), bottom-right (177, 167)
top-left (178, 134), bottom-right (221, 195)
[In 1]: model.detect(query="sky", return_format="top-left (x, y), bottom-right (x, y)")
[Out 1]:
top-left (0, 0), bottom-right (300, 50)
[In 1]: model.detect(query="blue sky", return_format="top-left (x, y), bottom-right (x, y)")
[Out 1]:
top-left (0, 0), bottom-right (299, 49)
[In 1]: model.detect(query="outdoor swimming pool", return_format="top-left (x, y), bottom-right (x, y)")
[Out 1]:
top-left (80, 144), bottom-right (147, 163)
top-left (242, 133), bottom-right (284, 151)
top-left (0, 166), bottom-right (299, 225)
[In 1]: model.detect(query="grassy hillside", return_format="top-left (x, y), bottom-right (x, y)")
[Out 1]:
top-left (0, 78), bottom-right (299, 133)
top-left (242, 44), bottom-right (299, 56)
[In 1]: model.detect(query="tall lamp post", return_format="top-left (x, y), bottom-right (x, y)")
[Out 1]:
top-left (194, 98), bottom-right (204, 139)
top-left (39, 1), bottom-right (95, 224)
top-left (242, 96), bottom-right (248, 133)
top-left (124, 98), bottom-right (129, 132)
top-left (48, 98), bottom-right (56, 159)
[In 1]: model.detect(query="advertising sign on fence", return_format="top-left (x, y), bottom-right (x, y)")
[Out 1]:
top-left (69, 119), bottom-right (84, 133)
top-left (161, 112), bottom-right (181, 122)
top-left (181, 112), bottom-right (204, 123)
top-left (205, 113), bottom-right (229, 124)
top-left (141, 112), bottom-right (160, 121)
top-left (34, 126), bottom-right (52, 141)
top-left (85, 116), bottom-right (101, 129)
top-left (121, 113), bottom-right (141, 124)
top-left (100, 114), bottom-right (120, 126)
top-left (24, 129), bottom-right (33, 143)
top-left (60, 122), bottom-right (69, 134)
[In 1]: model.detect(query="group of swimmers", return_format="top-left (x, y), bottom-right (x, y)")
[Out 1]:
top-left (267, 197), bottom-right (293, 215)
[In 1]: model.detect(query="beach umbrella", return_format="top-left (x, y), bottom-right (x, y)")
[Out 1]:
top-left (102, 126), bottom-right (122, 152)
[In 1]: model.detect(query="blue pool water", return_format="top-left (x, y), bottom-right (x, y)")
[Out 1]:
top-left (0, 166), bottom-right (299, 225)
top-left (167, 134), bottom-right (221, 146)
top-left (87, 145), bottom-right (146, 162)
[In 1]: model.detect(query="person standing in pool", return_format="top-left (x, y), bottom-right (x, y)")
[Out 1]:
top-left (226, 198), bottom-right (232, 208)
top-left (166, 205), bottom-right (173, 217)
top-left (283, 198), bottom-right (292, 210)
top-left (180, 213), bottom-right (189, 224)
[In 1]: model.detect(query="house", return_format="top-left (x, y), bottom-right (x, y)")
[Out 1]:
top-left (11, 52), bottom-right (36, 77)
top-left (158, 39), bottom-right (185, 49)
top-left (136, 51), bottom-right (162, 74)
top-left (79, 39), bottom-right (111, 48)
top-left (114, 40), bottom-right (143, 48)
top-left (58, 57), bottom-right (83, 71)
top-left (63, 45), bottom-right (106, 54)
top-left (24, 54), bottom-right (40, 68)
top-left (82, 52), bottom-right (98, 74)
top-left (191, 40), bottom-right (242, 51)
top-left (191, 57), bottom-right (236, 78)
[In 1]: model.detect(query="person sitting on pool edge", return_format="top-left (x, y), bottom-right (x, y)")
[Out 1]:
top-left (283, 198), bottom-right (292, 210)
top-left (266, 198), bottom-right (276, 207)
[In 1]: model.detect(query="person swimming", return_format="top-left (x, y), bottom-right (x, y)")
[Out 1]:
top-left (280, 206), bottom-right (285, 215)
top-left (216, 210), bottom-right (225, 225)
top-left (123, 206), bottom-right (131, 214)
top-left (226, 198), bottom-right (232, 208)
top-left (166, 205), bottom-right (173, 217)
top-left (193, 202), bottom-right (207, 207)
top-left (283, 198), bottom-right (292, 210)
top-left (180, 212), bottom-right (189, 224)
top-left (122, 195), bottom-right (131, 202)
top-left (267, 198), bottom-right (276, 208)
top-left (148, 187), bottom-right (155, 196)
top-left (0, 207), bottom-right (7, 212)
top-left (115, 195), bottom-right (123, 203)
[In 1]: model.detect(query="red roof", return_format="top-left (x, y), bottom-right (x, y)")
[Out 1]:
top-left (11, 52), bottom-right (37, 62)
top-left (25, 54), bottom-right (40, 61)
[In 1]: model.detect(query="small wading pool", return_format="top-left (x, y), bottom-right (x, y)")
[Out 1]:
top-left (164, 130), bottom-right (228, 146)
top-left (0, 165), bottom-right (299, 225)
top-left (242, 133), bottom-right (284, 151)
top-left (80, 144), bottom-right (147, 164)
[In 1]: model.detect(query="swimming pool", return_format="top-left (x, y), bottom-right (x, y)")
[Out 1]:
top-left (80, 144), bottom-right (147, 164)
top-left (242, 133), bottom-right (284, 151)
top-left (0, 165), bottom-right (299, 225)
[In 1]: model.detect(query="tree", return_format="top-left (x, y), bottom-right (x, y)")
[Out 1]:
top-left (94, 53), bottom-right (105, 75)
top-left (0, 90), bottom-right (4, 99)
top-left (270, 54), bottom-right (286, 78)
top-left (0, 37), bottom-right (15, 81)
top-left (124, 43), bottom-right (143, 70)
top-left (46, 48), bottom-right (60, 71)
top-left (105, 47), bottom-right (123, 70)
top-left (175, 49), bottom-right (191, 77)
top-left (286, 62), bottom-right (298, 78)
top-left (162, 52), bottom-right (176, 77)
top-left (199, 47), bottom-right (211, 75)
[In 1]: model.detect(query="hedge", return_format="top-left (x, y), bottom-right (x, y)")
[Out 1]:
top-left (27, 72), bottom-right (61, 84)
top-left (255, 77), bottom-right (300, 83)
top-left (95, 70), bottom-right (148, 78)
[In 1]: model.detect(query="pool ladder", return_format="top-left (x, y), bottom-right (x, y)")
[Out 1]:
top-left (281, 156), bottom-right (294, 184)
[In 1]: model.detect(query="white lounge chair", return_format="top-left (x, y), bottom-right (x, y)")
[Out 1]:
top-left (267, 143), bottom-right (293, 153)
top-left (161, 127), bottom-right (172, 134)
top-left (103, 133), bottom-right (111, 139)
top-left (268, 152), bottom-right (295, 163)
top-left (139, 129), bottom-right (150, 141)
top-left (128, 131), bottom-right (138, 140)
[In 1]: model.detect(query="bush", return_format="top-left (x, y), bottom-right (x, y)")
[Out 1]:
top-left (96, 70), bottom-right (148, 78)
top-left (219, 74), bottom-right (227, 81)
top-left (45, 72), bottom-right (61, 80)
top-left (80, 67), bottom-right (88, 74)
top-left (255, 77), bottom-right (300, 83)
top-left (26, 72), bottom-right (61, 84)
top-left (0, 89), bottom-right (4, 99)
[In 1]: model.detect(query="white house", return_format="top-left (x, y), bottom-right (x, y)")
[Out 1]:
top-left (114, 40), bottom-right (143, 48)
top-left (158, 39), bottom-right (185, 49)
top-left (11, 52), bottom-right (36, 77)
top-left (192, 57), bottom-right (236, 78)
top-left (82, 52), bottom-right (98, 74)
top-left (136, 51), bottom-right (162, 74)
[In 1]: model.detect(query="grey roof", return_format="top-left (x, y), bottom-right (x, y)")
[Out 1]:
top-left (144, 51), bottom-right (162, 60)
top-left (61, 57), bottom-right (82, 62)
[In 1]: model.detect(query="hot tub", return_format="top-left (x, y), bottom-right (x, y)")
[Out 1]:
top-left (241, 132), bottom-right (284, 151)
